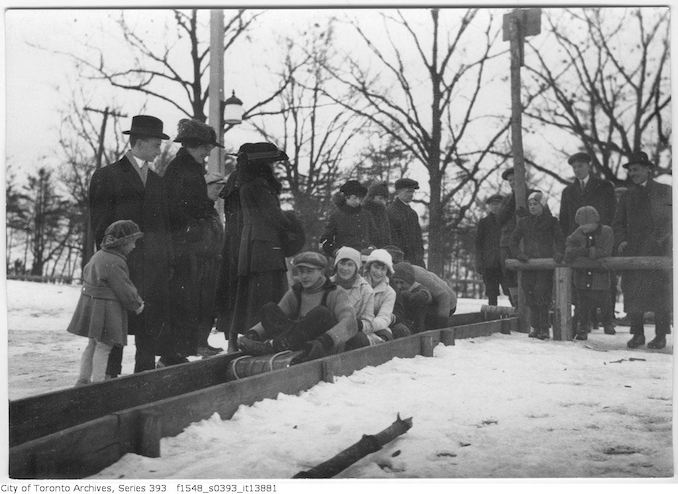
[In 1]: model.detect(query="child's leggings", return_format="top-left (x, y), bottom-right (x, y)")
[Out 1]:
top-left (77, 338), bottom-right (114, 385)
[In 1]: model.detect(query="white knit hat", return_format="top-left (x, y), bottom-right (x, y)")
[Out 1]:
top-left (334, 246), bottom-right (362, 269)
top-left (364, 248), bottom-right (394, 275)
top-left (528, 190), bottom-right (547, 207)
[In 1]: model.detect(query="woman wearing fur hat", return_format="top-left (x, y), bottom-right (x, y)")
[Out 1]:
top-left (510, 191), bottom-right (565, 339)
top-left (164, 119), bottom-right (225, 362)
top-left (231, 142), bottom-right (293, 346)
top-left (320, 179), bottom-right (377, 256)
top-left (564, 206), bottom-right (615, 340)
top-left (362, 182), bottom-right (392, 248)
top-left (67, 220), bottom-right (145, 385)
top-left (329, 247), bottom-right (375, 349)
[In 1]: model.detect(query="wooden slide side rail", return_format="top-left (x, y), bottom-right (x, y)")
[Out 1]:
top-left (9, 315), bottom-right (517, 479)
top-left (505, 256), bottom-right (672, 271)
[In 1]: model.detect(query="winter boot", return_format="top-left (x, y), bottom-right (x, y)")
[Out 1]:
top-left (237, 336), bottom-right (275, 356)
top-left (646, 335), bottom-right (666, 350)
top-left (603, 324), bottom-right (616, 335)
top-left (626, 334), bottom-right (646, 349)
top-left (537, 328), bottom-right (550, 340)
top-left (574, 331), bottom-right (588, 341)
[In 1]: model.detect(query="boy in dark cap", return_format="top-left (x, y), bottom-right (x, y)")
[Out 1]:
top-left (387, 178), bottom-right (425, 267)
top-left (475, 193), bottom-right (510, 306)
top-left (237, 251), bottom-right (358, 362)
top-left (320, 179), bottom-right (377, 256)
top-left (390, 262), bottom-right (433, 334)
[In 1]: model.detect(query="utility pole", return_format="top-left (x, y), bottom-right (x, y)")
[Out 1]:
top-left (503, 8), bottom-right (541, 210)
top-left (208, 9), bottom-right (225, 177)
top-left (82, 106), bottom-right (127, 269)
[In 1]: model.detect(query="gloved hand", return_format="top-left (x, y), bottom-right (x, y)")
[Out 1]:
top-left (516, 253), bottom-right (529, 263)
top-left (135, 302), bottom-right (145, 315)
top-left (553, 252), bottom-right (564, 264)
top-left (293, 333), bottom-right (333, 364)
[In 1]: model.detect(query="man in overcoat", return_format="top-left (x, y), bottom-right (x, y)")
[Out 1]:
top-left (164, 119), bottom-right (224, 360)
top-left (89, 115), bottom-right (174, 374)
top-left (475, 193), bottom-right (509, 306)
top-left (559, 151), bottom-right (617, 333)
top-left (613, 151), bottom-right (672, 350)
top-left (387, 178), bottom-right (425, 268)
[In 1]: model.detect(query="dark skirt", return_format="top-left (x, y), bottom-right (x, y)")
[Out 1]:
top-left (230, 270), bottom-right (288, 337)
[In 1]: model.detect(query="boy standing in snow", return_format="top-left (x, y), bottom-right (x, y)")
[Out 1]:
top-left (510, 191), bottom-right (565, 339)
top-left (564, 206), bottom-right (615, 340)
top-left (237, 251), bottom-right (357, 362)
top-left (67, 220), bottom-right (145, 385)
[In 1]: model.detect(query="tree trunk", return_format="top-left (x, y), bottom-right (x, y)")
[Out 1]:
top-left (427, 173), bottom-right (444, 276)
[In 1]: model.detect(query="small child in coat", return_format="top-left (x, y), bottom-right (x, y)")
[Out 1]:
top-left (67, 220), bottom-right (144, 385)
top-left (510, 191), bottom-right (565, 339)
top-left (564, 206), bottom-right (615, 340)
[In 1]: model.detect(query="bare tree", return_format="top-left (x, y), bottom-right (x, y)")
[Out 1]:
top-left (324, 9), bottom-right (510, 274)
top-left (524, 7), bottom-right (671, 182)
top-left (49, 10), bottom-right (297, 132)
top-left (250, 22), bottom-right (366, 247)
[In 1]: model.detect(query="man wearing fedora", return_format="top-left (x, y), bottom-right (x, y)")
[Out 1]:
top-left (164, 119), bottom-right (226, 361)
top-left (613, 151), bottom-right (672, 350)
top-left (559, 151), bottom-right (617, 335)
top-left (89, 114), bottom-right (174, 375)
top-left (387, 178), bottom-right (425, 268)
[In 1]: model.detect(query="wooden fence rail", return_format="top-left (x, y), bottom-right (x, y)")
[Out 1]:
top-left (505, 256), bottom-right (672, 340)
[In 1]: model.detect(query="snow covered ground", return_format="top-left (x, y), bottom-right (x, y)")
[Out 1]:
top-left (3, 279), bottom-right (676, 479)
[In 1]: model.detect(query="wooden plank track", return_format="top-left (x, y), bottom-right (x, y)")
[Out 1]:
top-left (9, 351), bottom-right (244, 447)
top-left (9, 313), bottom-right (517, 479)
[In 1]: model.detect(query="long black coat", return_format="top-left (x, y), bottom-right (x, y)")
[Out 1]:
top-left (363, 199), bottom-right (392, 248)
top-left (475, 213), bottom-right (501, 272)
top-left (320, 203), bottom-right (377, 256)
top-left (89, 155), bottom-right (172, 347)
top-left (612, 180), bottom-right (672, 313)
top-left (559, 176), bottom-right (616, 235)
top-left (387, 198), bottom-right (425, 267)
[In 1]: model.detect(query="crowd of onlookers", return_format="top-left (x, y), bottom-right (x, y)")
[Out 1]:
top-left (65, 114), bottom-right (672, 385)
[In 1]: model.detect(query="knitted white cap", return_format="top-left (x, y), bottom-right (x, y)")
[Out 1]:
top-left (364, 248), bottom-right (394, 275)
top-left (334, 246), bottom-right (362, 269)
top-left (528, 190), bottom-right (547, 207)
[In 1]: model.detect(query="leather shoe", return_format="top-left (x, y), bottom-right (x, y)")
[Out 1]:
top-left (237, 336), bottom-right (275, 355)
top-left (646, 335), bottom-right (666, 350)
top-left (626, 334), bottom-right (645, 349)
top-left (574, 332), bottom-right (588, 341)
top-left (603, 325), bottom-right (616, 335)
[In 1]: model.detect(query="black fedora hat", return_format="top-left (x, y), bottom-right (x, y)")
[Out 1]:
top-left (622, 151), bottom-right (654, 169)
top-left (122, 115), bottom-right (170, 140)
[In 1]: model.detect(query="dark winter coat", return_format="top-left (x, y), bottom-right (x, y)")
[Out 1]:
top-left (612, 180), bottom-right (672, 313)
top-left (497, 193), bottom-right (517, 249)
top-left (89, 154), bottom-right (172, 343)
top-left (215, 170), bottom-right (244, 331)
top-left (320, 203), bottom-right (376, 256)
top-left (164, 148), bottom-right (224, 355)
top-left (386, 198), bottom-right (425, 267)
top-left (559, 176), bottom-right (616, 235)
top-left (67, 248), bottom-right (143, 347)
top-left (362, 199), bottom-right (392, 248)
top-left (565, 225), bottom-right (614, 291)
top-left (475, 213), bottom-right (502, 272)
top-left (392, 282), bottom-right (432, 333)
top-left (510, 211), bottom-right (565, 307)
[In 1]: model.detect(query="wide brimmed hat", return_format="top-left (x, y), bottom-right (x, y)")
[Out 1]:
top-left (392, 262), bottom-right (415, 286)
top-left (236, 142), bottom-right (288, 163)
top-left (575, 206), bottom-right (600, 226)
top-left (394, 178), bottom-right (419, 190)
top-left (501, 168), bottom-right (515, 180)
top-left (485, 193), bottom-right (504, 204)
top-left (622, 151), bottom-right (654, 169)
top-left (101, 220), bottom-right (144, 249)
top-left (122, 115), bottom-right (169, 140)
top-left (339, 180), bottom-right (368, 198)
top-left (293, 251), bottom-right (328, 270)
top-left (174, 119), bottom-right (224, 148)
top-left (567, 152), bottom-right (591, 165)
top-left (364, 248), bottom-right (394, 275)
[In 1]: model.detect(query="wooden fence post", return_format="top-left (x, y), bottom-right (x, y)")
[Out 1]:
top-left (420, 335), bottom-right (435, 357)
top-left (138, 410), bottom-right (161, 458)
top-left (553, 266), bottom-right (572, 341)
top-left (515, 271), bottom-right (530, 332)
